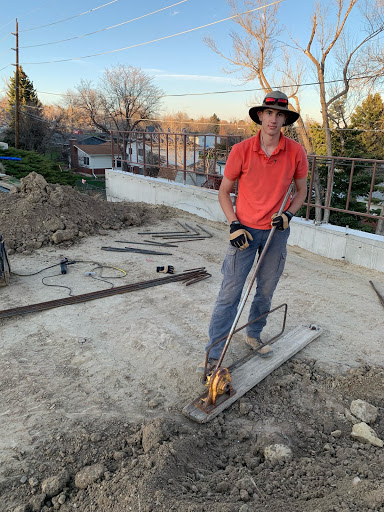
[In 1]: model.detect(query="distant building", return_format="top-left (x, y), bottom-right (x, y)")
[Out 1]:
top-left (69, 139), bottom-right (117, 177)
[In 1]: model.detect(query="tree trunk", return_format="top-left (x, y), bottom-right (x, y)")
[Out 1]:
top-left (319, 70), bottom-right (333, 224)
top-left (295, 107), bottom-right (323, 222)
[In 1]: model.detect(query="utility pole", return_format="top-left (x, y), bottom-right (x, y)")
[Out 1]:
top-left (11, 19), bottom-right (20, 149)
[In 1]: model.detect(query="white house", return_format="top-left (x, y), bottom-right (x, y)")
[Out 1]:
top-left (70, 142), bottom-right (118, 177)
top-left (194, 134), bottom-right (221, 148)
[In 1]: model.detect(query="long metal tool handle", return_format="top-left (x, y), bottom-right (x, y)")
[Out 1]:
top-left (215, 183), bottom-right (294, 369)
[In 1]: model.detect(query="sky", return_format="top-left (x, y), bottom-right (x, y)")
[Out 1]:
top-left (0, 0), bottom-right (373, 125)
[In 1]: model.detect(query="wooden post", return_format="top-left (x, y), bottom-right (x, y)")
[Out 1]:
top-left (12, 19), bottom-right (20, 149)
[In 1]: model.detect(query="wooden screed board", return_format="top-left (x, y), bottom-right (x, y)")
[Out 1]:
top-left (183, 324), bottom-right (323, 424)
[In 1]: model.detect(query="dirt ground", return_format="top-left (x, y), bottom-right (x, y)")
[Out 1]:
top-left (0, 173), bottom-right (384, 512)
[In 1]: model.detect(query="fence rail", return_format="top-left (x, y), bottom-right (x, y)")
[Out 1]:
top-left (110, 130), bottom-right (241, 189)
top-left (305, 155), bottom-right (384, 222)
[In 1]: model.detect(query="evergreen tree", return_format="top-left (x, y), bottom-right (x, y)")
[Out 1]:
top-left (308, 122), bottom-right (326, 156)
top-left (209, 113), bottom-right (221, 134)
top-left (349, 93), bottom-right (384, 160)
top-left (4, 67), bottom-right (47, 151)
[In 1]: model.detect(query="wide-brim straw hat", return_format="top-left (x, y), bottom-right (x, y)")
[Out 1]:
top-left (249, 90), bottom-right (300, 126)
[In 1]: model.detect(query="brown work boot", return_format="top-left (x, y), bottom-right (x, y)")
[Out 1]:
top-left (245, 335), bottom-right (273, 357)
top-left (196, 358), bottom-right (219, 374)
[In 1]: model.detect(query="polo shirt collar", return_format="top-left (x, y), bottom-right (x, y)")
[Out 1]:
top-left (253, 131), bottom-right (286, 155)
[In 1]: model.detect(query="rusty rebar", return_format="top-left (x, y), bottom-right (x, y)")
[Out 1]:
top-left (369, 280), bottom-right (384, 309)
top-left (0, 269), bottom-right (210, 320)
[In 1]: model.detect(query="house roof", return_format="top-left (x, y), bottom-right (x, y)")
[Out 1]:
top-left (76, 143), bottom-right (116, 156)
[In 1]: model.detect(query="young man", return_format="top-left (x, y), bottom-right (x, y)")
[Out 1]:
top-left (199, 90), bottom-right (308, 373)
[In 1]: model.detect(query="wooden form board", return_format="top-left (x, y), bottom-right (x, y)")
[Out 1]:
top-left (183, 324), bottom-right (323, 424)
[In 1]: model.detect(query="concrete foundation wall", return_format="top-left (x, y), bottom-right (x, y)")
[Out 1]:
top-left (106, 169), bottom-right (228, 223)
top-left (288, 218), bottom-right (384, 273)
top-left (106, 169), bottom-right (384, 273)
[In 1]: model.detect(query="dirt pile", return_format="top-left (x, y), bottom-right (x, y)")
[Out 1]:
top-left (3, 362), bottom-right (384, 512)
top-left (0, 172), bottom-right (172, 254)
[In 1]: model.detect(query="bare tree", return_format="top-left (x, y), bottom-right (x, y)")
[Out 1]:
top-left (204, 0), bottom-right (313, 153)
top-left (67, 65), bottom-right (163, 134)
top-left (206, 0), bottom-right (384, 222)
top-left (292, 0), bottom-right (384, 221)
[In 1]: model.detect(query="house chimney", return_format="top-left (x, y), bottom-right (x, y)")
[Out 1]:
top-left (69, 139), bottom-right (78, 169)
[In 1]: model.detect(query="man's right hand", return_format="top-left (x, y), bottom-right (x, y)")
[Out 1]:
top-left (229, 221), bottom-right (253, 250)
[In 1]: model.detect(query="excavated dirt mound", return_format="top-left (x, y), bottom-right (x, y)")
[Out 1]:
top-left (0, 172), bottom-right (173, 254)
top-left (2, 362), bottom-right (384, 512)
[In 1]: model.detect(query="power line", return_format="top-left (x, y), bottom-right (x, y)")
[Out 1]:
top-left (23, 72), bottom-right (382, 101)
top-left (19, 1), bottom-right (189, 48)
top-left (21, 0), bottom-right (284, 65)
top-left (12, 109), bottom-right (384, 133)
top-left (0, 48), bottom-right (12, 58)
top-left (20, 0), bottom-right (121, 33)
top-left (0, 0), bottom-right (60, 33)
top-left (0, 32), bottom-right (12, 43)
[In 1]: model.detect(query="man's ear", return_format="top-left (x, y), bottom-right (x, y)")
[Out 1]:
top-left (257, 109), bottom-right (264, 122)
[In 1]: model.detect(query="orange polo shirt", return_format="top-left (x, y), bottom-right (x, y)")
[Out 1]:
top-left (224, 132), bottom-right (308, 229)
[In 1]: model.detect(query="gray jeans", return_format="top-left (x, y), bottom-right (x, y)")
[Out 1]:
top-left (206, 226), bottom-right (290, 359)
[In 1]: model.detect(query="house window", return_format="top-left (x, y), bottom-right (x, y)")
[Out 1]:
top-left (83, 157), bottom-right (89, 165)
top-left (138, 148), bottom-right (144, 157)
top-left (116, 160), bottom-right (122, 167)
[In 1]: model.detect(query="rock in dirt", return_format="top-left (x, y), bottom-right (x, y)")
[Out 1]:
top-left (236, 476), bottom-right (255, 493)
top-left (350, 399), bottom-right (378, 424)
top-left (345, 407), bottom-right (359, 424)
top-left (41, 469), bottom-right (70, 497)
top-left (350, 422), bottom-right (384, 447)
top-left (253, 433), bottom-right (287, 455)
top-left (216, 481), bottom-right (231, 493)
top-left (239, 506), bottom-right (253, 512)
top-left (28, 493), bottom-right (46, 512)
top-left (74, 463), bottom-right (106, 489)
top-left (142, 418), bottom-right (170, 453)
top-left (264, 443), bottom-right (293, 463)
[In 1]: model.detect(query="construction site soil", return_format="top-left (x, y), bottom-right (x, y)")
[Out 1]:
top-left (0, 173), bottom-right (383, 512)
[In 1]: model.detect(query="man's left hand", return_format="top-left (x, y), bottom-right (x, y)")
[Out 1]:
top-left (271, 210), bottom-right (293, 231)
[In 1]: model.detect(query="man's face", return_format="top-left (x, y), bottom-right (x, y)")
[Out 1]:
top-left (257, 108), bottom-right (287, 135)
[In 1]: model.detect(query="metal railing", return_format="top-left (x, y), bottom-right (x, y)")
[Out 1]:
top-left (110, 130), bottom-right (241, 190)
top-left (305, 155), bottom-right (384, 226)
top-left (110, 130), bottom-right (384, 229)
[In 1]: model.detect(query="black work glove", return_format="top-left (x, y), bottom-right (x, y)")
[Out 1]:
top-left (229, 221), bottom-right (253, 250)
top-left (271, 210), bottom-right (293, 231)
top-left (157, 265), bottom-right (175, 274)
